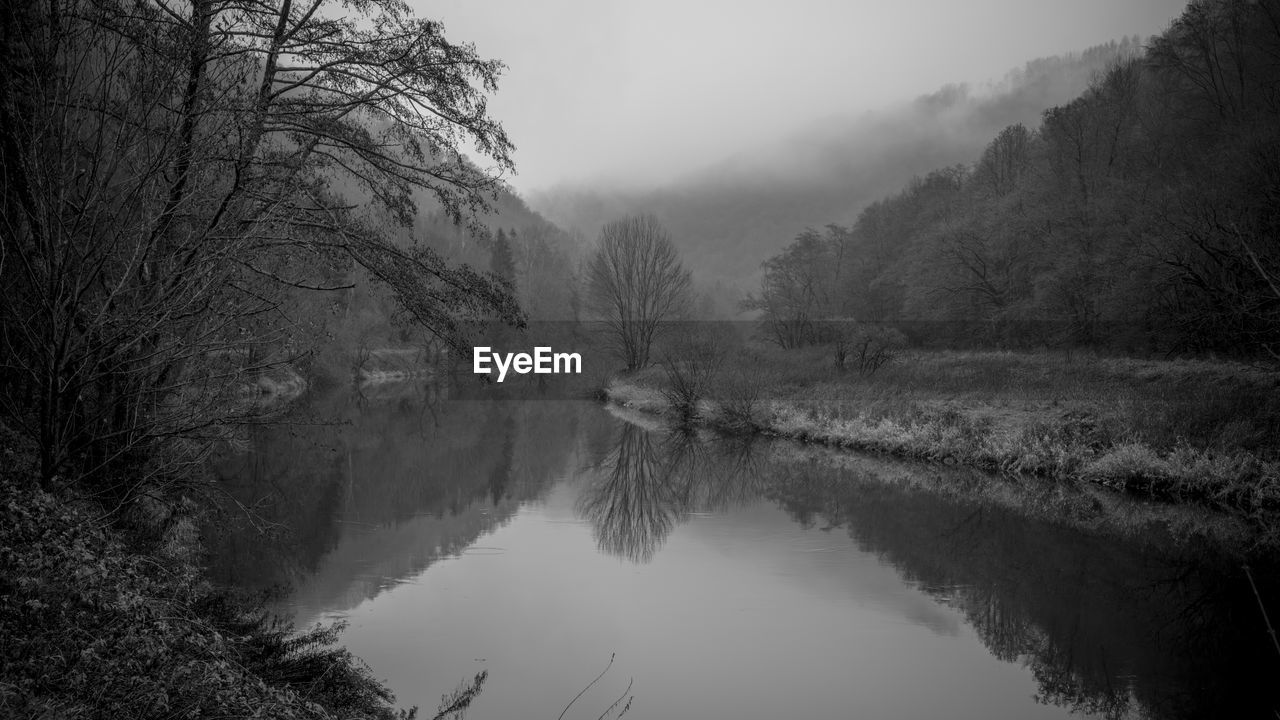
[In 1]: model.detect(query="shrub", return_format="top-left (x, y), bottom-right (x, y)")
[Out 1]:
top-left (713, 365), bottom-right (772, 431)
top-left (659, 329), bottom-right (727, 421)
top-left (833, 323), bottom-right (907, 375)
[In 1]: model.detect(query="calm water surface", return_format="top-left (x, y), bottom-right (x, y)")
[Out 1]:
top-left (210, 384), bottom-right (1280, 719)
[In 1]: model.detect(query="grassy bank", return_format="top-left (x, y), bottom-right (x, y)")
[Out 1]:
top-left (604, 347), bottom-right (1280, 515)
top-left (0, 427), bottom-right (441, 719)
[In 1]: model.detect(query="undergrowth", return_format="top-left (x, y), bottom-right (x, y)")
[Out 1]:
top-left (0, 423), bottom-right (467, 720)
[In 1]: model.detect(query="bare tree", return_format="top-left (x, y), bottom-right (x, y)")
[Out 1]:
top-left (659, 325), bottom-right (727, 420)
top-left (585, 215), bottom-right (691, 370)
top-left (974, 124), bottom-right (1032, 198)
top-left (0, 0), bottom-right (523, 493)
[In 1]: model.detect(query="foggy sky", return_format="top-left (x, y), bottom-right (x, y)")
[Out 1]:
top-left (415, 0), bottom-right (1189, 196)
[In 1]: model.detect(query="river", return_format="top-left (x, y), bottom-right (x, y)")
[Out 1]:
top-left (207, 382), bottom-right (1280, 719)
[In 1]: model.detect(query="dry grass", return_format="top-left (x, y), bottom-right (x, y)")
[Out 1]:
top-left (605, 346), bottom-right (1280, 513)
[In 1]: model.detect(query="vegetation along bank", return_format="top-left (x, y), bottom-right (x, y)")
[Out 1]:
top-left (604, 344), bottom-right (1280, 518)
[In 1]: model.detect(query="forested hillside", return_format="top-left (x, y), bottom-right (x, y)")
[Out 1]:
top-left (532, 38), bottom-right (1144, 292)
top-left (750, 0), bottom-right (1279, 358)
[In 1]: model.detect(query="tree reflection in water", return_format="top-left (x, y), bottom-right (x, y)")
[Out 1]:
top-left (218, 398), bottom-right (1280, 720)
top-left (761, 454), bottom-right (1280, 720)
top-left (576, 424), bottom-right (764, 563)
top-left (577, 419), bottom-right (1280, 719)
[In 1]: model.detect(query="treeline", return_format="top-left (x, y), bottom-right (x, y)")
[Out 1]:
top-left (751, 0), bottom-right (1280, 359)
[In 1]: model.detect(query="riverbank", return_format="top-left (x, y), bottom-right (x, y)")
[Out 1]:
top-left (0, 426), bottom-right (421, 719)
top-left (604, 347), bottom-right (1280, 516)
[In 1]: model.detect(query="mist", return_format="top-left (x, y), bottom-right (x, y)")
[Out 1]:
top-left (420, 0), bottom-right (1186, 195)
top-left (527, 39), bottom-right (1141, 290)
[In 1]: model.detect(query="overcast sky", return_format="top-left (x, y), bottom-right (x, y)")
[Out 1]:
top-left (414, 0), bottom-right (1189, 196)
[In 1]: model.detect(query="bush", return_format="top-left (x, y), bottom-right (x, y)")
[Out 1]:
top-left (659, 329), bottom-right (727, 421)
top-left (711, 358), bottom-right (776, 431)
top-left (832, 323), bottom-right (907, 375)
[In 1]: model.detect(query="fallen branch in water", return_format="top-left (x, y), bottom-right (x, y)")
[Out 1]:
top-left (596, 677), bottom-right (634, 720)
top-left (558, 653), bottom-right (634, 720)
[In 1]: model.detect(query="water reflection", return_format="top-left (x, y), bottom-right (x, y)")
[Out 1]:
top-left (577, 425), bottom-right (764, 562)
top-left (760, 452), bottom-right (1280, 720)
top-left (207, 382), bottom-right (590, 616)
top-left (213, 392), bottom-right (1280, 719)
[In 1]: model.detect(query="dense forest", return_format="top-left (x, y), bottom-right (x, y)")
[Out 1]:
top-left (746, 0), bottom-right (1279, 357)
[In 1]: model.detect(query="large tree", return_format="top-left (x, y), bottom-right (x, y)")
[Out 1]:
top-left (0, 0), bottom-right (523, 490)
top-left (586, 215), bottom-right (691, 370)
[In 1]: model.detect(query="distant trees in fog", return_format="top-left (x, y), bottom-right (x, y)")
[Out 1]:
top-left (742, 225), bottom-right (853, 349)
top-left (586, 215), bottom-right (692, 370)
top-left (751, 0), bottom-right (1280, 360)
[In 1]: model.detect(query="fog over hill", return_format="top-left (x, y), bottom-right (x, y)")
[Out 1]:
top-left (529, 38), bottom-right (1143, 296)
